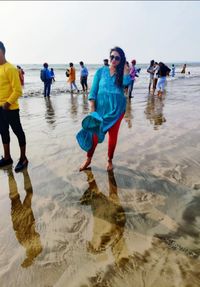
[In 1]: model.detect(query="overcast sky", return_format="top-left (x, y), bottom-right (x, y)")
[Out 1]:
top-left (0, 1), bottom-right (200, 64)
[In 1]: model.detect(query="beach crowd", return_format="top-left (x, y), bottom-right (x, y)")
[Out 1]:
top-left (0, 40), bottom-right (189, 172)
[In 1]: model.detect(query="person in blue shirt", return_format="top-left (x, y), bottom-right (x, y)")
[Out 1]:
top-left (79, 61), bottom-right (88, 92)
top-left (40, 63), bottom-right (52, 97)
top-left (171, 64), bottom-right (175, 77)
top-left (50, 68), bottom-right (55, 83)
top-left (78, 46), bottom-right (131, 171)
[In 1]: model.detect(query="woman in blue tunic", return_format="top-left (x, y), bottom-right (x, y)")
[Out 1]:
top-left (78, 47), bottom-right (131, 171)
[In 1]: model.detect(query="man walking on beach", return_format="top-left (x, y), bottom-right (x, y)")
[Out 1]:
top-left (40, 63), bottom-right (52, 97)
top-left (0, 41), bottom-right (28, 172)
top-left (79, 61), bottom-right (88, 92)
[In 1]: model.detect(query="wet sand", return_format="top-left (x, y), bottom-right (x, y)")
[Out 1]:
top-left (0, 77), bottom-right (200, 287)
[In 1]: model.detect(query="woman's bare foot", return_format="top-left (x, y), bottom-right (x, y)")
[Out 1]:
top-left (107, 160), bottom-right (113, 171)
top-left (79, 158), bottom-right (92, 171)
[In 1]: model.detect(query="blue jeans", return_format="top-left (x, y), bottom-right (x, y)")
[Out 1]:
top-left (44, 81), bottom-right (51, 97)
top-left (70, 81), bottom-right (79, 92)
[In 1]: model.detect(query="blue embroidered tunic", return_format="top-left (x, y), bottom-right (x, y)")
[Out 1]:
top-left (89, 66), bottom-right (130, 132)
top-left (76, 66), bottom-right (131, 151)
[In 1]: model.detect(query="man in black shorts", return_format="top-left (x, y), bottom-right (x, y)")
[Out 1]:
top-left (0, 41), bottom-right (28, 172)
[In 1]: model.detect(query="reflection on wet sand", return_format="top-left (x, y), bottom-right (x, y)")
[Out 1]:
top-left (181, 195), bottom-right (200, 238)
top-left (80, 169), bottom-right (129, 266)
top-left (156, 194), bottom-right (200, 257)
top-left (124, 98), bottom-right (133, 129)
top-left (44, 97), bottom-right (56, 126)
top-left (77, 168), bottom-right (200, 286)
top-left (7, 168), bottom-right (42, 268)
top-left (82, 93), bottom-right (89, 114)
top-left (70, 92), bottom-right (78, 117)
top-left (145, 93), bottom-right (166, 130)
top-left (1, 73), bottom-right (200, 286)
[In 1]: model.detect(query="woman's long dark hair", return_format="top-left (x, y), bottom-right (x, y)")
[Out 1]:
top-left (110, 46), bottom-right (126, 88)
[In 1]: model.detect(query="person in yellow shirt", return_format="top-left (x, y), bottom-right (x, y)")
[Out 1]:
top-left (0, 41), bottom-right (28, 172)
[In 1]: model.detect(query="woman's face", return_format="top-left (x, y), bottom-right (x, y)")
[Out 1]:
top-left (110, 50), bottom-right (121, 68)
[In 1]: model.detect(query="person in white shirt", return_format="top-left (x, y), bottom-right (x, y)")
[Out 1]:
top-left (147, 60), bottom-right (155, 92)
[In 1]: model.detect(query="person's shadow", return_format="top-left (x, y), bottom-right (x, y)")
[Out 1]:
top-left (80, 169), bottom-right (129, 266)
top-left (7, 168), bottom-right (42, 268)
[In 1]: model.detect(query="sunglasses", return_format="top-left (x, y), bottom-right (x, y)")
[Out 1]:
top-left (110, 55), bottom-right (121, 61)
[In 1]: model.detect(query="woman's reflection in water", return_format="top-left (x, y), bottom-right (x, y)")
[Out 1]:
top-left (80, 169), bottom-right (129, 266)
top-left (7, 168), bottom-right (42, 268)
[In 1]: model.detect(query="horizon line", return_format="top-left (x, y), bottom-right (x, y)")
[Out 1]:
top-left (13, 61), bottom-right (200, 65)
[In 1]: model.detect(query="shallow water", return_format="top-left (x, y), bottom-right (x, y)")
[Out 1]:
top-left (0, 76), bottom-right (200, 287)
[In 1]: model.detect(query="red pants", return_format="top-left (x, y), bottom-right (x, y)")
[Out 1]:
top-left (87, 113), bottom-right (124, 160)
